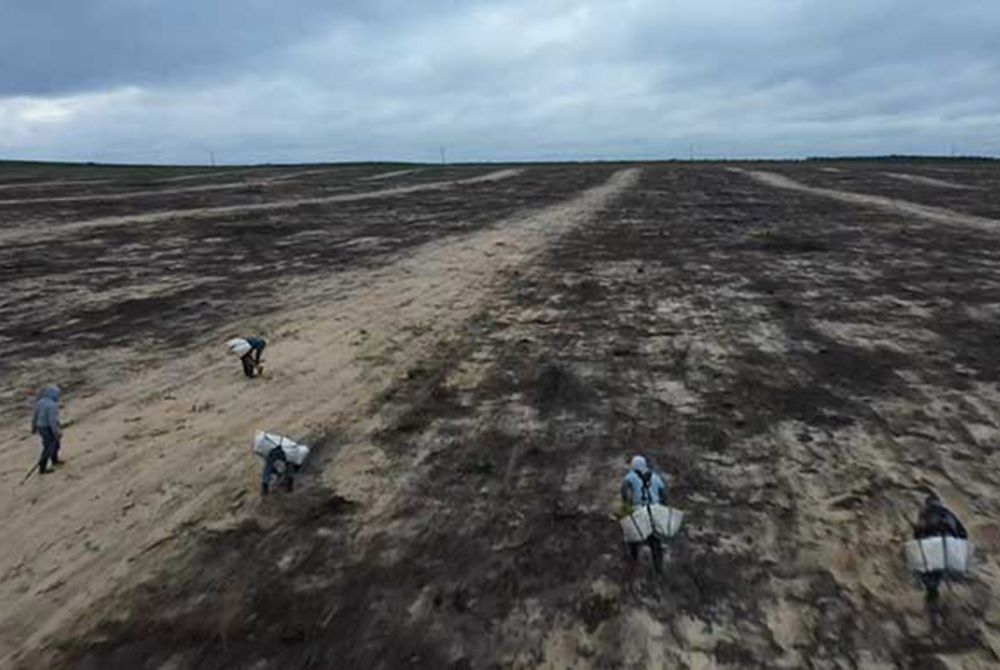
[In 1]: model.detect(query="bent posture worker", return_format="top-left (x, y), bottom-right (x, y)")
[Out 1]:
top-left (227, 336), bottom-right (267, 378)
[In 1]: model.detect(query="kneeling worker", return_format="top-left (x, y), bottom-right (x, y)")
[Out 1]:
top-left (912, 493), bottom-right (968, 603)
top-left (227, 336), bottom-right (267, 378)
top-left (621, 455), bottom-right (668, 573)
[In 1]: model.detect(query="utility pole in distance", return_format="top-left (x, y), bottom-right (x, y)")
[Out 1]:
top-left (209, 150), bottom-right (216, 167)
top-left (439, 145), bottom-right (446, 165)
top-left (689, 144), bottom-right (694, 161)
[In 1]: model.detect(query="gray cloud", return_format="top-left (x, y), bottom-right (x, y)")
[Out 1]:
top-left (1, 0), bottom-right (998, 162)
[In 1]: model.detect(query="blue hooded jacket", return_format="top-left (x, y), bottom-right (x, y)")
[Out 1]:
top-left (621, 468), bottom-right (666, 507)
top-left (31, 386), bottom-right (61, 437)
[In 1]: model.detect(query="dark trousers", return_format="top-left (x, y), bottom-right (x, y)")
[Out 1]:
top-left (38, 427), bottom-right (61, 470)
top-left (922, 571), bottom-right (943, 602)
top-left (628, 536), bottom-right (664, 573)
top-left (261, 447), bottom-right (294, 495)
top-left (241, 343), bottom-right (265, 377)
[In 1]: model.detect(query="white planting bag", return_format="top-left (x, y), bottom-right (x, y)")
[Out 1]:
top-left (227, 338), bottom-right (252, 356)
top-left (252, 431), bottom-right (310, 466)
top-left (905, 537), bottom-right (971, 574)
top-left (620, 504), bottom-right (684, 543)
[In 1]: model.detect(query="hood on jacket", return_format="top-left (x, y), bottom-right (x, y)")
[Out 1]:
top-left (39, 385), bottom-right (59, 402)
top-left (631, 455), bottom-right (648, 473)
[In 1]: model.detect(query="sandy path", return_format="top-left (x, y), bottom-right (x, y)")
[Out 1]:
top-left (0, 168), bottom-right (638, 666)
top-left (884, 172), bottom-right (977, 190)
top-left (0, 169), bottom-right (522, 246)
top-left (737, 169), bottom-right (1000, 231)
top-left (360, 168), bottom-right (422, 181)
top-left (153, 169), bottom-right (269, 183)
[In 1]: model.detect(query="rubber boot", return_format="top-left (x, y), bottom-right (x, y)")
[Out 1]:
top-left (261, 481), bottom-right (269, 497)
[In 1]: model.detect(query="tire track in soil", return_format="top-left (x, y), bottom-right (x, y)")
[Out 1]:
top-left (0, 169), bottom-right (523, 246)
top-left (738, 168), bottom-right (1000, 232)
top-left (2, 168), bottom-right (639, 669)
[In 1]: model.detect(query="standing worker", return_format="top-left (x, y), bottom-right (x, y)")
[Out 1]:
top-left (620, 455), bottom-right (668, 573)
top-left (227, 336), bottom-right (267, 378)
top-left (30, 385), bottom-right (63, 475)
top-left (912, 493), bottom-right (968, 603)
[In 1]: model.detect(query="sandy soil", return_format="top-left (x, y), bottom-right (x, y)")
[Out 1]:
top-left (754, 163), bottom-right (1000, 221)
top-left (362, 168), bottom-right (422, 181)
top-left (0, 167), bottom-right (385, 202)
top-left (5, 160), bottom-right (1000, 670)
top-left (738, 169), bottom-right (1000, 232)
top-left (883, 173), bottom-right (978, 190)
top-left (0, 168), bottom-right (638, 667)
top-left (0, 168), bottom-right (522, 245)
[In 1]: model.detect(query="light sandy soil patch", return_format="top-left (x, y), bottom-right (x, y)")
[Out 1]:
top-left (153, 170), bottom-right (260, 183)
top-left (0, 168), bottom-right (524, 246)
top-left (884, 172), bottom-right (977, 190)
top-left (361, 168), bottom-right (422, 181)
top-left (0, 168), bottom-right (638, 666)
top-left (738, 169), bottom-right (1000, 232)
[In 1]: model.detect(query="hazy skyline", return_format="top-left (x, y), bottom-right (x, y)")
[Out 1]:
top-left (2, 0), bottom-right (998, 164)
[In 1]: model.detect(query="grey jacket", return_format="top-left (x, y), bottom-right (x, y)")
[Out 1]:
top-left (31, 386), bottom-right (61, 437)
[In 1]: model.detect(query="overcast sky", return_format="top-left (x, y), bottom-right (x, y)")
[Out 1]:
top-left (1, 0), bottom-right (998, 164)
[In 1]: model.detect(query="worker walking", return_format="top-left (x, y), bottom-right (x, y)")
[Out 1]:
top-left (912, 493), bottom-right (968, 603)
top-left (227, 336), bottom-right (267, 378)
top-left (30, 385), bottom-right (63, 475)
top-left (620, 455), bottom-right (668, 573)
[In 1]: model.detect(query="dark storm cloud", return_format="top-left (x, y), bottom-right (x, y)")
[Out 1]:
top-left (1, 0), bottom-right (999, 162)
top-left (0, 0), bottom-right (351, 94)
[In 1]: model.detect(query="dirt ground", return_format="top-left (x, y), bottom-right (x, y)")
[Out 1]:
top-left (3, 160), bottom-right (1000, 669)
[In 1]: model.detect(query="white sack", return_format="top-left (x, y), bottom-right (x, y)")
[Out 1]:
top-left (252, 430), bottom-right (311, 466)
top-left (905, 536), bottom-right (971, 574)
top-left (620, 504), bottom-right (684, 543)
top-left (227, 338), bottom-right (252, 356)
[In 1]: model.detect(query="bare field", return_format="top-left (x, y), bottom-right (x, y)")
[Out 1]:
top-left (3, 160), bottom-right (1000, 669)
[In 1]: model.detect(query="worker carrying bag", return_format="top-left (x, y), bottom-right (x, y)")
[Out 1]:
top-left (252, 431), bottom-right (310, 466)
top-left (905, 536), bottom-right (972, 575)
top-left (620, 503), bottom-right (684, 544)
